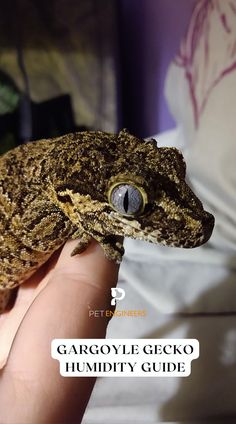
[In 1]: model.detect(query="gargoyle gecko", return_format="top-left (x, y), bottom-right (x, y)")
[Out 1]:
top-left (0, 129), bottom-right (214, 312)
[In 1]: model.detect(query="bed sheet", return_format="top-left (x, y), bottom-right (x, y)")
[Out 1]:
top-left (84, 2), bottom-right (236, 421)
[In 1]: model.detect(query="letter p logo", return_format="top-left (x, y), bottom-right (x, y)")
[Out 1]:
top-left (111, 287), bottom-right (125, 305)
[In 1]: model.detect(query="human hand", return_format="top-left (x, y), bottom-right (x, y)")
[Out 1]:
top-left (0, 239), bottom-right (119, 423)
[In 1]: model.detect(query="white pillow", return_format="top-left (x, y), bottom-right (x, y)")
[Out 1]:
top-left (165, 0), bottom-right (236, 254)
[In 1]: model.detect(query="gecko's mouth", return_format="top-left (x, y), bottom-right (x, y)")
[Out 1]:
top-left (146, 210), bottom-right (215, 248)
top-left (112, 208), bottom-right (214, 249)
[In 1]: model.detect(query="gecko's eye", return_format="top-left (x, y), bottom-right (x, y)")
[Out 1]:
top-left (108, 183), bottom-right (147, 216)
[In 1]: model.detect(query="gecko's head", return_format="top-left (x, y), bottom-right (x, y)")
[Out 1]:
top-left (104, 130), bottom-right (214, 248)
top-left (52, 129), bottom-right (214, 251)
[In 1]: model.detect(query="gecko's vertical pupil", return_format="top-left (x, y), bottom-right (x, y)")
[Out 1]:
top-left (123, 189), bottom-right (129, 213)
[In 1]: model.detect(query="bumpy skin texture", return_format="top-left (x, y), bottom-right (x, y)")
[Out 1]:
top-left (0, 129), bottom-right (214, 312)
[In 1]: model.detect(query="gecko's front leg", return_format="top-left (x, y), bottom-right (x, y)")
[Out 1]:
top-left (70, 232), bottom-right (93, 256)
top-left (99, 235), bottom-right (124, 263)
top-left (71, 229), bottom-right (124, 263)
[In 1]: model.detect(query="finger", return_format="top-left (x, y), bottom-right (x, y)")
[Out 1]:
top-left (0, 248), bottom-right (62, 369)
top-left (0, 239), bottom-right (120, 423)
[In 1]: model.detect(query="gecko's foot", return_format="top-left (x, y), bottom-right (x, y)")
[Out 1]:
top-left (100, 236), bottom-right (124, 263)
top-left (70, 233), bottom-right (92, 256)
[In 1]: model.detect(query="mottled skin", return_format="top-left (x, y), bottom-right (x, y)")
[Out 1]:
top-left (0, 129), bottom-right (214, 312)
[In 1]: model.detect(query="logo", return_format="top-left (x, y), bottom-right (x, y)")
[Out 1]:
top-left (111, 287), bottom-right (125, 305)
top-left (88, 286), bottom-right (146, 318)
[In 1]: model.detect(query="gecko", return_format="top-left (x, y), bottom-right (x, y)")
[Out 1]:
top-left (0, 129), bottom-right (214, 312)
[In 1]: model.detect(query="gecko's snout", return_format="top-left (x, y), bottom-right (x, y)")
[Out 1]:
top-left (173, 209), bottom-right (215, 249)
top-left (199, 211), bottom-right (215, 245)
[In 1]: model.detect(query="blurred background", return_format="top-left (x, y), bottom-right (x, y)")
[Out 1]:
top-left (0, 0), bottom-right (195, 152)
